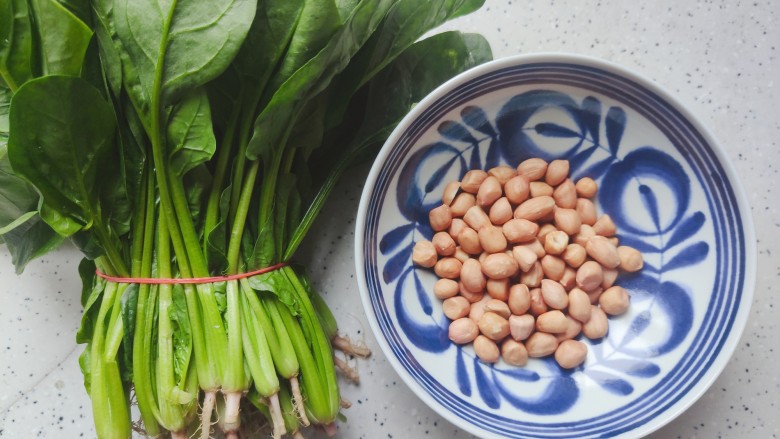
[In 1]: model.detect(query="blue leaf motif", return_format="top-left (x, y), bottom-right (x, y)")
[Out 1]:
top-left (600, 359), bottom-right (661, 378)
top-left (578, 156), bottom-right (613, 180)
top-left (424, 155), bottom-right (460, 193)
top-left (413, 271), bottom-right (433, 316)
top-left (485, 137), bottom-right (501, 169)
top-left (469, 145), bottom-right (482, 170)
top-left (639, 184), bottom-right (661, 231)
top-left (438, 120), bottom-right (477, 144)
top-left (615, 234), bottom-right (661, 253)
top-left (394, 269), bottom-right (450, 353)
top-left (379, 223), bottom-right (415, 255)
top-left (494, 366), bottom-right (540, 382)
top-left (534, 122), bottom-right (581, 138)
top-left (581, 96), bottom-right (602, 146)
top-left (474, 359), bottom-right (500, 409)
top-left (605, 106), bottom-right (627, 155)
top-left (493, 362), bottom-right (579, 414)
top-left (456, 347), bottom-right (472, 396)
top-left (621, 310), bottom-right (652, 348)
top-left (585, 370), bottom-right (634, 395)
top-left (383, 242), bottom-right (413, 283)
top-left (461, 105), bottom-right (495, 136)
top-left (664, 241), bottom-right (709, 271)
top-left (665, 211), bottom-right (706, 250)
top-left (568, 144), bottom-right (598, 173)
top-left (396, 142), bottom-right (464, 221)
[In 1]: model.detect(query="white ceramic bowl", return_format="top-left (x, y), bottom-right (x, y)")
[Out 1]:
top-left (354, 54), bottom-right (755, 438)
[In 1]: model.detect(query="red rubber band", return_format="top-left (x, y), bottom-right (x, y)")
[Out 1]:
top-left (95, 262), bottom-right (290, 285)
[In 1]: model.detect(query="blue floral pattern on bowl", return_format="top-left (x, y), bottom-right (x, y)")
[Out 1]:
top-left (355, 55), bottom-right (754, 439)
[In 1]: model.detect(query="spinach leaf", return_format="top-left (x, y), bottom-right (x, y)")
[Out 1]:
top-left (8, 75), bottom-right (116, 237)
top-left (29, 0), bottom-right (93, 76)
top-left (167, 89), bottom-right (216, 177)
top-left (0, 0), bottom-right (34, 90)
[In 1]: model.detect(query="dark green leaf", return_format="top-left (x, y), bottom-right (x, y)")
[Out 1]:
top-left (170, 284), bottom-right (193, 382)
top-left (113, 0), bottom-right (257, 107)
top-left (29, 0), bottom-right (93, 76)
top-left (0, 0), bottom-right (34, 90)
top-left (167, 89), bottom-right (216, 176)
top-left (89, 0), bottom-right (122, 96)
top-left (119, 282), bottom-right (138, 381)
top-left (247, 269), bottom-right (298, 312)
top-left (182, 164), bottom-right (212, 231)
top-left (77, 258), bottom-right (104, 344)
top-left (1, 212), bottom-right (64, 273)
top-left (8, 75), bottom-right (117, 236)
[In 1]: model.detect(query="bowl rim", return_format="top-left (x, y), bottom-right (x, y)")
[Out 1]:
top-left (353, 52), bottom-right (756, 439)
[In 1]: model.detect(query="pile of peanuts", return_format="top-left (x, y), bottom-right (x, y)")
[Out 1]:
top-left (411, 158), bottom-right (643, 369)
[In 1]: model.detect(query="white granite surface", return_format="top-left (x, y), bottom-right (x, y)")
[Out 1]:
top-left (1, 0), bottom-right (778, 438)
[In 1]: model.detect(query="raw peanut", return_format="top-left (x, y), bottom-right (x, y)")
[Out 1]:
top-left (526, 332), bottom-right (559, 357)
top-left (592, 214), bottom-right (617, 237)
top-left (563, 243), bottom-right (587, 268)
top-left (576, 198), bottom-right (598, 225)
top-left (477, 175), bottom-right (502, 207)
top-left (448, 218), bottom-right (467, 241)
top-left (429, 204), bottom-right (452, 232)
top-left (412, 240), bottom-right (437, 267)
top-left (553, 179), bottom-right (577, 208)
top-left (540, 255), bottom-right (566, 281)
top-left (453, 247), bottom-right (469, 262)
top-left (514, 196), bottom-right (555, 221)
top-left (519, 238), bottom-right (546, 258)
top-left (442, 181), bottom-right (461, 205)
top-left (460, 259), bottom-right (486, 293)
top-left (442, 296), bottom-right (470, 320)
top-left (458, 227), bottom-right (482, 254)
top-left (555, 340), bottom-right (588, 369)
top-left (556, 316), bottom-right (582, 342)
top-left (517, 158), bottom-right (548, 181)
top-left (540, 278), bottom-right (569, 310)
top-left (512, 245), bottom-right (538, 272)
top-left (478, 312), bottom-right (511, 341)
top-left (432, 231), bottom-right (456, 256)
top-left (575, 177), bottom-right (598, 198)
top-left (504, 175), bottom-right (531, 204)
top-left (582, 306), bottom-right (608, 339)
top-left (489, 197), bottom-right (513, 225)
top-left (488, 165), bottom-right (517, 185)
top-left (600, 286), bottom-right (630, 315)
top-left (484, 299), bottom-right (512, 319)
top-left (544, 230), bottom-right (569, 255)
top-left (509, 314), bottom-right (535, 340)
top-left (463, 205), bottom-right (491, 231)
top-left (486, 278), bottom-right (510, 301)
top-left (530, 181), bottom-right (554, 197)
top-left (501, 339), bottom-right (529, 366)
top-left (618, 245), bottom-right (644, 272)
top-left (461, 170), bottom-right (488, 193)
top-left (502, 218), bottom-right (539, 243)
top-left (478, 251), bottom-right (489, 265)
top-left (560, 266), bottom-right (577, 290)
top-left (576, 260), bottom-right (603, 291)
top-left (587, 287), bottom-right (603, 304)
top-left (585, 236), bottom-right (621, 268)
top-left (520, 261), bottom-right (543, 287)
top-left (537, 223), bottom-right (558, 243)
top-left (473, 335), bottom-right (500, 363)
top-left (601, 268), bottom-right (618, 289)
top-left (568, 288), bottom-right (592, 323)
top-left (545, 159), bottom-right (570, 186)
top-left (528, 287), bottom-right (548, 316)
top-left (468, 296), bottom-right (490, 322)
top-left (450, 192), bottom-right (476, 217)
top-left (478, 225), bottom-right (508, 253)
top-left (433, 278), bottom-right (459, 300)
top-left (608, 237), bottom-right (619, 246)
top-left (508, 284), bottom-right (531, 315)
top-left (459, 282), bottom-right (484, 303)
top-left (481, 252), bottom-right (519, 279)
top-left (448, 318), bottom-right (479, 344)
top-left (536, 310), bottom-right (569, 333)
top-left (434, 257), bottom-right (462, 279)
top-left (573, 224), bottom-right (596, 246)
top-left (554, 208), bottom-right (582, 236)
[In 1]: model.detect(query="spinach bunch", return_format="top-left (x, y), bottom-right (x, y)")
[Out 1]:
top-left (0, 0), bottom-right (492, 437)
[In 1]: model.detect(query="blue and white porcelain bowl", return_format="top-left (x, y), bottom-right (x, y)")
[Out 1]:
top-left (354, 54), bottom-right (755, 438)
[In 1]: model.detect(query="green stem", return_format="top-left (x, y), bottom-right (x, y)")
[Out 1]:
top-left (227, 160), bottom-right (259, 273)
top-left (0, 68), bottom-right (20, 93)
top-left (239, 288), bottom-right (279, 397)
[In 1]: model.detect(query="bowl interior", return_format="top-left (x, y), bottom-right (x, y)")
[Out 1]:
top-left (355, 54), bottom-right (754, 439)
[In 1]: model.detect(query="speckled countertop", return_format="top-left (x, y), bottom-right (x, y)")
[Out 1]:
top-left (1, 0), bottom-right (778, 438)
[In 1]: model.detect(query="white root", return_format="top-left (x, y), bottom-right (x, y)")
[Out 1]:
top-left (268, 393), bottom-right (286, 439)
top-left (333, 355), bottom-right (360, 384)
top-left (289, 376), bottom-right (310, 427)
top-left (171, 430), bottom-right (187, 439)
top-left (332, 335), bottom-right (371, 358)
top-left (340, 397), bottom-right (352, 409)
top-left (292, 430), bottom-right (306, 439)
top-left (200, 391), bottom-right (217, 439)
top-left (221, 391), bottom-right (243, 435)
